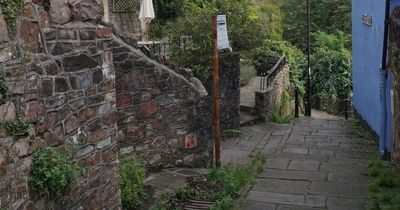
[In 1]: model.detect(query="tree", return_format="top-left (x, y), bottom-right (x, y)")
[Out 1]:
top-left (281, 0), bottom-right (351, 51)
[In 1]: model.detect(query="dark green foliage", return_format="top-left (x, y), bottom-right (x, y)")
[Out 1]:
top-left (311, 31), bottom-right (352, 105)
top-left (120, 156), bottom-right (147, 209)
top-left (281, 0), bottom-right (351, 51)
top-left (151, 0), bottom-right (271, 86)
top-left (3, 118), bottom-right (31, 137)
top-left (153, 0), bottom-right (186, 24)
top-left (0, 73), bottom-right (8, 96)
top-left (0, 0), bottom-right (24, 34)
top-left (30, 147), bottom-right (79, 200)
top-left (251, 40), bottom-right (284, 74)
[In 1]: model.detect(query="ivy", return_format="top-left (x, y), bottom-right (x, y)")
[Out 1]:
top-left (0, 0), bottom-right (24, 34)
top-left (30, 147), bottom-right (79, 200)
top-left (3, 118), bottom-right (31, 137)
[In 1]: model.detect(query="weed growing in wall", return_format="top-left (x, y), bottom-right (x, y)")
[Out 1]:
top-left (120, 156), bottom-right (147, 209)
top-left (0, 0), bottom-right (23, 34)
top-left (0, 73), bottom-right (8, 97)
top-left (3, 117), bottom-right (31, 137)
top-left (30, 147), bottom-right (79, 200)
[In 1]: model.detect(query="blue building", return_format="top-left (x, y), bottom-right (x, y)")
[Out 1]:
top-left (352, 0), bottom-right (400, 157)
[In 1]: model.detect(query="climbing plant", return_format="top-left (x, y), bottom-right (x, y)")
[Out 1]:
top-left (0, 0), bottom-right (24, 34)
top-left (30, 147), bottom-right (79, 200)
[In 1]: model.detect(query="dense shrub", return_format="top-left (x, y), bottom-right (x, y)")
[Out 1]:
top-left (311, 31), bottom-right (352, 105)
top-left (251, 40), bottom-right (285, 75)
top-left (120, 156), bottom-right (147, 209)
top-left (30, 147), bottom-right (79, 200)
top-left (150, 0), bottom-right (275, 86)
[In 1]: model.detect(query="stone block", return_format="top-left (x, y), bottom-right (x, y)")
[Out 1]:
top-left (24, 101), bottom-right (44, 122)
top-left (0, 15), bottom-right (9, 44)
top-left (0, 101), bottom-right (16, 121)
top-left (184, 133), bottom-right (198, 149)
top-left (71, 0), bottom-right (103, 22)
top-left (49, 0), bottom-right (72, 24)
top-left (137, 101), bottom-right (158, 119)
top-left (63, 54), bottom-right (98, 72)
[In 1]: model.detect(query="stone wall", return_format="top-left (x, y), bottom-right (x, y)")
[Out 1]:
top-left (389, 6), bottom-right (400, 165)
top-left (0, 20), bottom-right (120, 210)
top-left (219, 53), bottom-right (240, 130)
top-left (0, 0), bottom-right (214, 208)
top-left (255, 63), bottom-right (290, 121)
top-left (113, 37), bottom-right (213, 168)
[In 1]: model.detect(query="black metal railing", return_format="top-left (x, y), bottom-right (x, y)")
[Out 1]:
top-left (260, 55), bottom-right (286, 91)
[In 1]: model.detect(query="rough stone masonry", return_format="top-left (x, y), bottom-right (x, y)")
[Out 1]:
top-left (0, 0), bottom-right (224, 209)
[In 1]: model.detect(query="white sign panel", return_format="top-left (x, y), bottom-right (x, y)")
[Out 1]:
top-left (217, 15), bottom-right (230, 50)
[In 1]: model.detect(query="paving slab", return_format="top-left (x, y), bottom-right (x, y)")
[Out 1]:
top-left (288, 160), bottom-right (320, 171)
top-left (238, 116), bottom-right (374, 210)
top-left (259, 169), bottom-right (327, 181)
top-left (253, 179), bottom-right (309, 194)
top-left (242, 201), bottom-right (276, 210)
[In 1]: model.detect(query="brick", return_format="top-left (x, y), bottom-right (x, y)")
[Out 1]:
top-left (65, 115), bottom-right (79, 134)
top-left (24, 101), bottom-right (44, 122)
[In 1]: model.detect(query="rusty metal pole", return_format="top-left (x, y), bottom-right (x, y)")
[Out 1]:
top-left (212, 15), bottom-right (221, 167)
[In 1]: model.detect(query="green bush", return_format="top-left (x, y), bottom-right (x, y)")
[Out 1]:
top-left (311, 31), bottom-right (352, 105)
top-left (251, 40), bottom-right (285, 75)
top-left (151, 0), bottom-right (270, 86)
top-left (30, 147), bottom-right (79, 200)
top-left (3, 118), bottom-right (31, 137)
top-left (120, 156), bottom-right (147, 209)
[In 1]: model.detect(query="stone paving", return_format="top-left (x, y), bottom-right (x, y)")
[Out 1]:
top-left (222, 116), bottom-right (376, 210)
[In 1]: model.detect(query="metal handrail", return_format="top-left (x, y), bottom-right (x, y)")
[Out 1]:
top-left (260, 55), bottom-right (286, 91)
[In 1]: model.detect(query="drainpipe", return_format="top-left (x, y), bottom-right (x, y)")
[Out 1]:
top-left (379, 0), bottom-right (391, 159)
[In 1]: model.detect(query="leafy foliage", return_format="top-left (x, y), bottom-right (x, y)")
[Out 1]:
top-left (150, 0), bottom-right (275, 85)
top-left (251, 40), bottom-right (285, 75)
top-left (3, 118), bottom-right (31, 137)
top-left (30, 147), bottom-right (79, 200)
top-left (281, 0), bottom-right (351, 51)
top-left (311, 31), bottom-right (352, 105)
top-left (120, 156), bottom-right (147, 209)
top-left (0, 0), bottom-right (24, 34)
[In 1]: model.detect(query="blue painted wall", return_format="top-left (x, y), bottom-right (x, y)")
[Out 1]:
top-left (352, 0), bottom-right (385, 135)
top-left (352, 0), bottom-right (400, 152)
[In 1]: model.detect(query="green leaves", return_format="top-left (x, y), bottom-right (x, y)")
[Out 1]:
top-left (0, 0), bottom-right (23, 34)
top-left (311, 31), bottom-right (352, 104)
top-left (3, 118), bottom-right (31, 137)
top-left (120, 156), bottom-right (147, 209)
top-left (30, 147), bottom-right (79, 200)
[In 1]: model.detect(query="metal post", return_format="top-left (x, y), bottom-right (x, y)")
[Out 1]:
top-left (295, 88), bottom-right (299, 118)
top-left (306, 0), bottom-right (312, 117)
top-left (212, 15), bottom-right (221, 167)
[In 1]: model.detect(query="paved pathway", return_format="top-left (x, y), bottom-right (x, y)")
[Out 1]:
top-left (240, 76), bottom-right (261, 108)
top-left (222, 116), bottom-right (376, 210)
